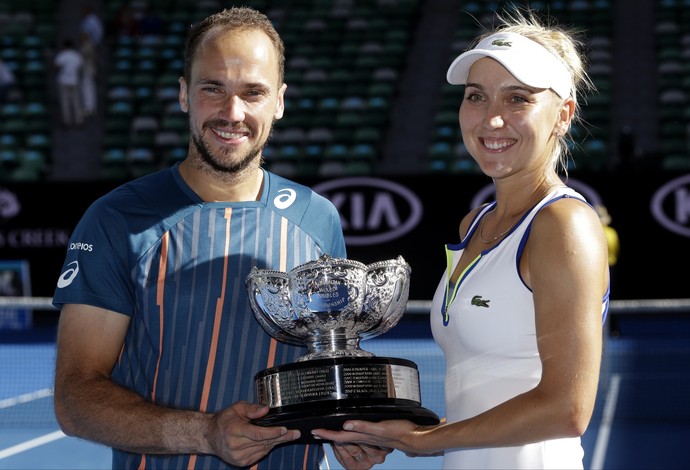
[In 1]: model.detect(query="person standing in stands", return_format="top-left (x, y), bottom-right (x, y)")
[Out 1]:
top-left (0, 58), bottom-right (16, 106)
top-left (54, 39), bottom-right (84, 128)
top-left (79, 32), bottom-right (98, 118)
top-left (80, 3), bottom-right (104, 46)
top-left (78, 3), bottom-right (103, 119)
top-left (313, 8), bottom-right (610, 469)
top-left (52, 7), bottom-right (390, 470)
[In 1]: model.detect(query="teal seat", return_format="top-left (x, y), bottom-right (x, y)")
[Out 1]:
top-left (101, 148), bottom-right (129, 181)
top-left (0, 134), bottom-right (17, 149)
top-left (0, 149), bottom-right (20, 174)
top-left (12, 149), bottom-right (47, 181)
top-left (25, 133), bottom-right (51, 150)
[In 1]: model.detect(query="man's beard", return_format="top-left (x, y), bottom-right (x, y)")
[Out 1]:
top-left (191, 125), bottom-right (266, 175)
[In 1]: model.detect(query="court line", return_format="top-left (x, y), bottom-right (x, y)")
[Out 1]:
top-left (0, 388), bottom-right (64, 460)
top-left (0, 388), bottom-right (53, 408)
top-left (590, 373), bottom-right (621, 470)
top-left (0, 430), bottom-right (66, 459)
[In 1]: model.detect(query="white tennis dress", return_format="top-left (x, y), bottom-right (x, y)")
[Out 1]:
top-left (430, 187), bottom-right (606, 469)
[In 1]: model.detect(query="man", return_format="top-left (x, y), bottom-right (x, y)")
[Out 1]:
top-left (53, 7), bottom-right (388, 469)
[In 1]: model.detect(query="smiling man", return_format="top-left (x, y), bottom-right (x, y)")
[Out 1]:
top-left (51, 7), bottom-right (386, 470)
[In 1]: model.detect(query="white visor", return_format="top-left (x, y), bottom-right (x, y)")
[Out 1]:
top-left (446, 32), bottom-right (572, 99)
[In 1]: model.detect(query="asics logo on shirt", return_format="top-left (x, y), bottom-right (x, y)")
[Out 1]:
top-left (471, 295), bottom-right (490, 308)
top-left (273, 188), bottom-right (297, 209)
top-left (57, 261), bottom-right (79, 288)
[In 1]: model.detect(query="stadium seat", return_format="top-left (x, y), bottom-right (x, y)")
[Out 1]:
top-left (127, 147), bottom-right (158, 178)
top-left (12, 149), bottom-right (47, 181)
top-left (0, 149), bottom-right (20, 178)
top-left (0, 134), bottom-right (17, 150)
top-left (318, 160), bottom-right (347, 176)
top-left (101, 148), bottom-right (129, 181)
top-left (25, 133), bottom-right (51, 151)
top-left (164, 147), bottom-right (187, 166)
top-left (345, 160), bottom-right (373, 175)
top-left (160, 115), bottom-right (188, 132)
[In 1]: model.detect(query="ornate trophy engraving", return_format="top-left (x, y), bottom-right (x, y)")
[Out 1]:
top-left (246, 255), bottom-right (439, 442)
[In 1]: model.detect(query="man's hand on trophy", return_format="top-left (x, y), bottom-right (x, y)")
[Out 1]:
top-left (330, 442), bottom-right (393, 470)
top-left (208, 401), bottom-right (301, 467)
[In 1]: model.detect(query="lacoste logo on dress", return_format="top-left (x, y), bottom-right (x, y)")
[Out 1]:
top-left (491, 39), bottom-right (512, 47)
top-left (471, 295), bottom-right (490, 308)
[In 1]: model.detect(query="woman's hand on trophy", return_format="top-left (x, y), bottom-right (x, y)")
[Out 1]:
top-left (330, 442), bottom-right (393, 470)
top-left (313, 419), bottom-right (437, 458)
top-left (208, 401), bottom-right (301, 467)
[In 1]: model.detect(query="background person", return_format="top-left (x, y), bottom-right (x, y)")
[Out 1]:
top-left (313, 8), bottom-right (610, 470)
top-left (0, 58), bottom-right (16, 106)
top-left (596, 203), bottom-right (620, 267)
top-left (596, 203), bottom-right (620, 333)
top-left (53, 38), bottom-right (84, 128)
top-left (52, 7), bottom-right (388, 470)
top-left (80, 3), bottom-right (104, 46)
top-left (79, 32), bottom-right (98, 118)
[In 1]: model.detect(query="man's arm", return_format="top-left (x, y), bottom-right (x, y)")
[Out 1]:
top-left (53, 303), bottom-right (299, 466)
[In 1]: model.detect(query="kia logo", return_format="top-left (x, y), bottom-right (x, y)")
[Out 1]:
top-left (0, 188), bottom-right (21, 220)
top-left (313, 177), bottom-right (423, 246)
top-left (651, 173), bottom-right (690, 237)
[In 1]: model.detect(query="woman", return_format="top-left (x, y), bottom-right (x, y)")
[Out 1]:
top-left (313, 8), bottom-right (610, 469)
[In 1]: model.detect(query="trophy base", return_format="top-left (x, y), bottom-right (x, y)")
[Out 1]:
top-left (253, 356), bottom-right (440, 443)
top-left (254, 401), bottom-right (439, 443)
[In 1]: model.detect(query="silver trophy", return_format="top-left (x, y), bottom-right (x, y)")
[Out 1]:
top-left (246, 255), bottom-right (439, 442)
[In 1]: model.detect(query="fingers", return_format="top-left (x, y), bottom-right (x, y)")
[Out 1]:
top-left (359, 444), bottom-right (393, 465)
top-left (331, 443), bottom-right (392, 469)
top-left (350, 448), bottom-right (366, 463)
top-left (312, 428), bottom-right (361, 443)
top-left (311, 419), bottom-right (382, 443)
top-left (232, 403), bottom-right (300, 442)
top-left (241, 402), bottom-right (271, 420)
top-left (211, 402), bottom-right (301, 466)
top-left (221, 425), bottom-right (300, 466)
top-left (251, 423), bottom-right (300, 443)
top-left (331, 443), bottom-right (370, 469)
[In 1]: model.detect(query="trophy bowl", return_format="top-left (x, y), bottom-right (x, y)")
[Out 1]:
top-left (246, 255), bottom-right (439, 442)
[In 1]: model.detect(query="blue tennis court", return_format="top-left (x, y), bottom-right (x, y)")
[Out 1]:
top-left (1, 310), bottom-right (689, 469)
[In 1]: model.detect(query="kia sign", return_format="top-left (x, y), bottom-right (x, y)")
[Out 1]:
top-left (313, 177), bottom-right (423, 246)
top-left (1, 173), bottom-right (689, 303)
top-left (651, 173), bottom-right (690, 237)
top-left (0, 188), bottom-right (21, 220)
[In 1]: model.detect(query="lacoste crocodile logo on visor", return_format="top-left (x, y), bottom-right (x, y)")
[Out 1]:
top-left (491, 39), bottom-right (512, 47)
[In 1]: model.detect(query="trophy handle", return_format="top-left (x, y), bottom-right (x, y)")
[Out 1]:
top-left (246, 270), bottom-right (304, 346)
top-left (361, 256), bottom-right (411, 340)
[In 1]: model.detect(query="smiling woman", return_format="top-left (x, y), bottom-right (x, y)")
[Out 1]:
top-left (311, 7), bottom-right (610, 470)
